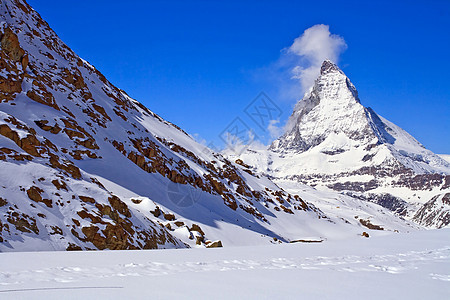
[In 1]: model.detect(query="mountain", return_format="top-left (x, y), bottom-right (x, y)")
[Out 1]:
top-left (439, 154), bottom-right (450, 164)
top-left (230, 60), bottom-right (450, 228)
top-left (1, 0), bottom-right (415, 252)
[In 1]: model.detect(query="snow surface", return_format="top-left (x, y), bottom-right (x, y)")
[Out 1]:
top-left (439, 154), bottom-right (450, 164)
top-left (0, 229), bottom-right (449, 299)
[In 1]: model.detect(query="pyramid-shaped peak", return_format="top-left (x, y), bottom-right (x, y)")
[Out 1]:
top-left (320, 59), bottom-right (343, 75)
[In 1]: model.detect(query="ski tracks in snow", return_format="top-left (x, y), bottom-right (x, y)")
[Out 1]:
top-left (1, 247), bottom-right (449, 286)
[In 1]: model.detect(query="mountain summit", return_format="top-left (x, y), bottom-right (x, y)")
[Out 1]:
top-left (320, 59), bottom-right (345, 75)
top-left (271, 60), bottom-right (449, 175)
top-left (234, 60), bottom-right (450, 228)
top-left (271, 59), bottom-right (366, 152)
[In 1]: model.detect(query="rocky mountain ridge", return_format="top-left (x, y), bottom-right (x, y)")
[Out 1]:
top-left (0, 0), bottom-right (330, 251)
top-left (1, 0), bottom-right (410, 252)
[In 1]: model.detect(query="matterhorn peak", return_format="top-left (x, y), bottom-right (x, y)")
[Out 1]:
top-left (320, 59), bottom-right (344, 75)
top-left (259, 58), bottom-right (450, 229)
top-left (270, 57), bottom-right (450, 174)
top-left (270, 60), bottom-right (367, 152)
top-left (311, 60), bottom-right (360, 105)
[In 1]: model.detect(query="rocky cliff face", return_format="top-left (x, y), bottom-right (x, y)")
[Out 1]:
top-left (413, 193), bottom-right (450, 229)
top-left (0, 0), bottom-right (334, 251)
top-left (234, 60), bottom-right (450, 228)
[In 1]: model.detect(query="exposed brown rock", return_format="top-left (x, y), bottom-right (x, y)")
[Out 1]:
top-left (359, 219), bottom-right (384, 230)
top-left (50, 225), bottom-right (63, 235)
top-left (34, 120), bottom-right (62, 134)
top-left (280, 205), bottom-right (294, 214)
top-left (0, 145), bottom-right (32, 161)
top-left (150, 206), bottom-right (161, 218)
top-left (19, 134), bottom-right (41, 157)
top-left (0, 124), bottom-right (20, 146)
top-left (90, 177), bottom-right (106, 190)
top-left (113, 108), bottom-right (127, 121)
top-left (77, 138), bottom-right (99, 150)
top-left (26, 186), bottom-right (43, 202)
top-left (26, 186), bottom-right (53, 208)
top-left (163, 213), bottom-right (176, 221)
top-left (92, 103), bottom-right (111, 121)
top-left (206, 240), bottom-right (223, 248)
top-left (48, 153), bottom-right (82, 179)
top-left (63, 128), bottom-right (85, 139)
top-left (69, 149), bottom-right (99, 160)
top-left (73, 206), bottom-right (169, 250)
top-left (190, 223), bottom-right (205, 235)
top-left (131, 198), bottom-right (142, 204)
top-left (6, 211), bottom-right (39, 234)
top-left (174, 221), bottom-right (185, 227)
top-left (235, 159), bottom-right (250, 168)
top-left (195, 236), bottom-right (204, 245)
top-left (79, 196), bottom-right (95, 204)
top-left (60, 118), bottom-right (99, 150)
top-left (72, 218), bottom-right (80, 226)
top-left (0, 51), bottom-right (23, 102)
top-left (62, 67), bottom-right (86, 90)
top-left (1, 27), bottom-right (25, 63)
top-left (66, 243), bottom-right (82, 251)
top-left (77, 210), bottom-right (102, 224)
top-left (27, 80), bottom-right (59, 110)
top-left (108, 195), bottom-right (131, 218)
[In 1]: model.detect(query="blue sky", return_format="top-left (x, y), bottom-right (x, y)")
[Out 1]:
top-left (29, 0), bottom-right (450, 153)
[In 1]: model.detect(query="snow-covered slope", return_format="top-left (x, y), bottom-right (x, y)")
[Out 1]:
top-left (0, 0), bottom-right (325, 251)
top-left (230, 60), bottom-right (450, 228)
top-left (413, 193), bottom-right (450, 228)
top-left (439, 154), bottom-right (450, 164)
top-left (0, 0), bottom-right (415, 252)
top-left (0, 229), bottom-right (449, 299)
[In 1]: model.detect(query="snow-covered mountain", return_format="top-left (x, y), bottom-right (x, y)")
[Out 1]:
top-left (231, 60), bottom-right (450, 228)
top-left (0, 0), bottom-right (417, 252)
top-left (0, 0), bottom-right (319, 251)
top-left (439, 154), bottom-right (450, 164)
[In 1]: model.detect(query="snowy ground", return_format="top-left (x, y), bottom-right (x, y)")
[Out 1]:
top-left (0, 229), bottom-right (449, 299)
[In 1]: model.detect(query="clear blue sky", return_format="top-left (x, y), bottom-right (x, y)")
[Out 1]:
top-left (29, 0), bottom-right (450, 153)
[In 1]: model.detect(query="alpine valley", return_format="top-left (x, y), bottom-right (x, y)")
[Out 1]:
top-left (0, 0), bottom-right (448, 254)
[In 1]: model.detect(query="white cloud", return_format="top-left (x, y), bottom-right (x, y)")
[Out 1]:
top-left (223, 130), bottom-right (256, 155)
top-left (288, 24), bottom-right (347, 92)
top-left (248, 25), bottom-right (347, 144)
top-left (254, 24), bottom-right (347, 102)
top-left (192, 133), bottom-right (207, 146)
top-left (267, 119), bottom-right (283, 139)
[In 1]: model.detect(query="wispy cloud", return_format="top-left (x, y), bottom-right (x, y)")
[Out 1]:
top-left (255, 24), bottom-right (347, 103)
top-left (288, 24), bottom-right (347, 92)
top-left (267, 119), bottom-right (283, 139)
